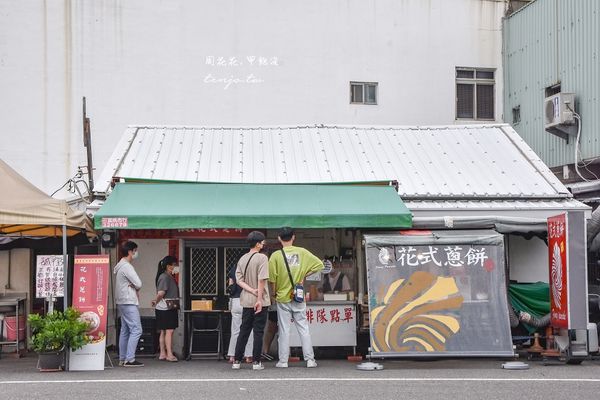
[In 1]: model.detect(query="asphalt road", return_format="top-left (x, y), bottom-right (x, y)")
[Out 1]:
top-left (2, 355), bottom-right (600, 400)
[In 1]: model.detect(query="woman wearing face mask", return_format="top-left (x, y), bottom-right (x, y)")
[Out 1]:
top-left (151, 255), bottom-right (180, 362)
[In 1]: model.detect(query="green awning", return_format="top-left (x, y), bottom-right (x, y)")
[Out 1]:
top-left (94, 183), bottom-right (412, 230)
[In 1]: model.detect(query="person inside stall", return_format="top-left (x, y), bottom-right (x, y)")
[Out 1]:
top-left (320, 259), bottom-right (351, 294)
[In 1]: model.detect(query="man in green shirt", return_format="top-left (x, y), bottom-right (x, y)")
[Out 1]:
top-left (268, 227), bottom-right (324, 368)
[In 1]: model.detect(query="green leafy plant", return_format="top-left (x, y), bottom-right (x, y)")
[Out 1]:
top-left (28, 308), bottom-right (91, 353)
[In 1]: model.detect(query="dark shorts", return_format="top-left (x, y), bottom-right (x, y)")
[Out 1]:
top-left (155, 309), bottom-right (179, 330)
top-left (268, 309), bottom-right (278, 323)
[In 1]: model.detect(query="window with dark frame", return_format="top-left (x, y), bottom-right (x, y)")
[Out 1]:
top-left (455, 68), bottom-right (495, 120)
top-left (350, 82), bottom-right (378, 105)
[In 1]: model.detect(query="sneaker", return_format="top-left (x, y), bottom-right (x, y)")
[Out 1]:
top-left (252, 362), bottom-right (265, 370)
top-left (123, 360), bottom-right (144, 367)
top-left (232, 361), bottom-right (241, 370)
top-left (306, 359), bottom-right (318, 368)
top-left (261, 352), bottom-right (274, 361)
top-left (275, 361), bottom-right (288, 368)
top-left (118, 360), bottom-right (125, 367)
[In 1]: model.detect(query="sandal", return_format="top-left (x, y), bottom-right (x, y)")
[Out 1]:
top-left (166, 356), bottom-right (178, 362)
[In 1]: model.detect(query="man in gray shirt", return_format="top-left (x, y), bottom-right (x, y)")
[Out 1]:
top-left (114, 240), bottom-right (144, 367)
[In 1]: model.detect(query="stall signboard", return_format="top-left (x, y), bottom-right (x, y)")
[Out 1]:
top-left (101, 217), bottom-right (128, 228)
top-left (547, 212), bottom-right (588, 330)
top-left (364, 230), bottom-right (513, 357)
top-left (35, 255), bottom-right (65, 298)
top-left (118, 228), bottom-right (254, 240)
top-left (69, 255), bottom-right (110, 371)
top-left (548, 214), bottom-right (569, 328)
top-left (289, 304), bottom-right (356, 347)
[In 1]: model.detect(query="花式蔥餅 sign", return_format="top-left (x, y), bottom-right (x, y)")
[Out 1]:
top-left (547, 212), bottom-right (588, 330)
top-left (364, 230), bottom-right (514, 358)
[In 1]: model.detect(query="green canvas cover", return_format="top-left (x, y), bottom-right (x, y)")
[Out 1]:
top-left (95, 182), bottom-right (413, 230)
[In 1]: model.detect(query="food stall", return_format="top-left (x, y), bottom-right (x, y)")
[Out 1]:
top-left (92, 123), bottom-right (591, 360)
top-left (94, 182), bottom-right (412, 357)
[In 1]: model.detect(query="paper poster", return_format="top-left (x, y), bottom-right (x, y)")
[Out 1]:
top-left (35, 255), bottom-right (65, 298)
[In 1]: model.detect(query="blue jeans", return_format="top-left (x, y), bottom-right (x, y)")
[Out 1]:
top-left (118, 304), bottom-right (142, 362)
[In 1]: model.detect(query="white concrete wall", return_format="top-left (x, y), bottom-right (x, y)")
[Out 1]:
top-left (0, 0), bottom-right (505, 198)
top-left (0, 249), bottom-right (31, 296)
top-left (508, 235), bottom-right (549, 284)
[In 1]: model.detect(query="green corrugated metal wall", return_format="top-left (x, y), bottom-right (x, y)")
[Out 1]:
top-left (503, 0), bottom-right (600, 168)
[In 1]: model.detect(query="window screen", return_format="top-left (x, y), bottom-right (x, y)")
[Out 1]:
top-left (351, 84), bottom-right (363, 103)
top-left (477, 84), bottom-right (494, 120)
top-left (366, 84), bottom-right (377, 104)
top-left (456, 84), bottom-right (474, 119)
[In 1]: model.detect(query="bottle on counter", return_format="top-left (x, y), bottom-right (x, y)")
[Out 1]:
top-left (309, 285), bottom-right (318, 302)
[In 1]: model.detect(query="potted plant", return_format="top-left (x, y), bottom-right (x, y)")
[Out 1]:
top-left (28, 307), bottom-right (91, 371)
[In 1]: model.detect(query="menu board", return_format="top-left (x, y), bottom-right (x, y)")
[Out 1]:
top-left (35, 255), bottom-right (66, 298)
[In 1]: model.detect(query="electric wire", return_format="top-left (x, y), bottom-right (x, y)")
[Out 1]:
top-left (569, 105), bottom-right (599, 182)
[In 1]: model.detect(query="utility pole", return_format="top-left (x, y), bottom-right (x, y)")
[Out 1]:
top-left (82, 97), bottom-right (94, 200)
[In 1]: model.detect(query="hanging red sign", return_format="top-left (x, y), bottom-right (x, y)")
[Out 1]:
top-left (548, 214), bottom-right (568, 329)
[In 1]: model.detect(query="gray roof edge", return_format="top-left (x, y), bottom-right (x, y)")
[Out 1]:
top-left (93, 127), bottom-right (140, 195)
top-left (125, 123), bottom-right (512, 131)
top-left (500, 125), bottom-right (572, 198)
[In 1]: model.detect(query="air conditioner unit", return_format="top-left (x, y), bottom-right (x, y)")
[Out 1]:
top-left (544, 92), bottom-right (575, 129)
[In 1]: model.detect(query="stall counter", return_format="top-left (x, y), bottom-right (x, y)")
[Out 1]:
top-left (289, 301), bottom-right (357, 347)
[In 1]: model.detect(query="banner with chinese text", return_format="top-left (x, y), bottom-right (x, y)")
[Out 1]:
top-left (548, 214), bottom-right (569, 328)
top-left (547, 212), bottom-right (588, 330)
top-left (365, 230), bottom-right (513, 357)
top-left (35, 255), bottom-right (65, 298)
top-left (69, 255), bottom-right (110, 371)
top-left (289, 304), bottom-right (356, 347)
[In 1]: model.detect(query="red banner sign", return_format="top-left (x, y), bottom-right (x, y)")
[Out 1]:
top-left (72, 255), bottom-right (110, 343)
top-left (119, 228), bottom-right (255, 241)
top-left (548, 214), bottom-right (568, 328)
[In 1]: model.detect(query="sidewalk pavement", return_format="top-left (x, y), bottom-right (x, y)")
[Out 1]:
top-left (2, 351), bottom-right (600, 382)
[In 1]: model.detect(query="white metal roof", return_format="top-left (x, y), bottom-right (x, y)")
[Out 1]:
top-left (95, 124), bottom-right (572, 202)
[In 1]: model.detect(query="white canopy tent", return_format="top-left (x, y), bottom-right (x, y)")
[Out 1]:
top-left (0, 159), bottom-right (94, 310)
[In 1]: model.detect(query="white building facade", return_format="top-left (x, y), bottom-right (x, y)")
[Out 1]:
top-left (0, 0), bottom-right (506, 197)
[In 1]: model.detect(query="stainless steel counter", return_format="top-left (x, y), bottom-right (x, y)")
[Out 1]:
top-left (0, 294), bottom-right (27, 357)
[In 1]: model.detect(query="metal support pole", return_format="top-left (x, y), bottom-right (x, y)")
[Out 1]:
top-left (62, 225), bottom-right (68, 312)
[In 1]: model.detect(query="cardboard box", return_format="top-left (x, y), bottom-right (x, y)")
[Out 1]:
top-left (191, 300), bottom-right (213, 311)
